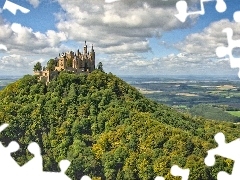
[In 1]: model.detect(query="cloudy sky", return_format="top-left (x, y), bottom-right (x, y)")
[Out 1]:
top-left (0, 0), bottom-right (240, 76)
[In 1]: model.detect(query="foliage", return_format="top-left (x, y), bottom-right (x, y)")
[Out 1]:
top-left (189, 104), bottom-right (240, 122)
top-left (33, 62), bottom-right (42, 71)
top-left (97, 62), bottom-right (104, 72)
top-left (67, 58), bottom-right (73, 68)
top-left (47, 59), bottom-right (56, 71)
top-left (0, 71), bottom-right (239, 179)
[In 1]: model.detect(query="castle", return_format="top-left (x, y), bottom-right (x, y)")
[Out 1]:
top-left (34, 41), bottom-right (95, 83)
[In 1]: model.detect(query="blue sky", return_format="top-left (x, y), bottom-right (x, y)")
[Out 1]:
top-left (0, 0), bottom-right (240, 76)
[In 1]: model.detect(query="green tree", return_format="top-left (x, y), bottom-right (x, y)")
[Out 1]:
top-left (67, 58), bottom-right (73, 67)
top-left (33, 62), bottom-right (42, 71)
top-left (97, 62), bottom-right (104, 72)
top-left (0, 71), bottom-right (240, 180)
top-left (47, 59), bottom-right (55, 71)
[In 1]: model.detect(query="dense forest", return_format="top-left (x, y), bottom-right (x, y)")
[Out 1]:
top-left (0, 70), bottom-right (239, 179)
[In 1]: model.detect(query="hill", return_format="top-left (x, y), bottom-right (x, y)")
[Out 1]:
top-left (0, 70), bottom-right (239, 179)
top-left (188, 104), bottom-right (240, 122)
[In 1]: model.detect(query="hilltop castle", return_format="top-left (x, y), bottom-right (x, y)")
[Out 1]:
top-left (34, 41), bottom-right (95, 83)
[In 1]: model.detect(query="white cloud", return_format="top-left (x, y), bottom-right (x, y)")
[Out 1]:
top-left (175, 19), bottom-right (240, 57)
top-left (0, 54), bottom-right (46, 75)
top-left (0, 16), bottom-right (69, 74)
top-left (0, 19), bottom-right (67, 56)
top-left (0, 0), bottom-right (233, 76)
top-left (27, 0), bottom-right (41, 8)
top-left (55, 0), bottom-right (194, 55)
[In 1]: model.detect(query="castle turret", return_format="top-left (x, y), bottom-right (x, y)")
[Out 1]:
top-left (90, 44), bottom-right (95, 71)
top-left (84, 41), bottom-right (87, 54)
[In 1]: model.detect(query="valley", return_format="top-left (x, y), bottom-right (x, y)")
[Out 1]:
top-left (122, 75), bottom-right (240, 122)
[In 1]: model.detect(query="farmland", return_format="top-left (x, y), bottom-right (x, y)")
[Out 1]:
top-left (122, 75), bottom-right (240, 122)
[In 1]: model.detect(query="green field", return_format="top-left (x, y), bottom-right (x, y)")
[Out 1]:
top-left (226, 111), bottom-right (240, 117)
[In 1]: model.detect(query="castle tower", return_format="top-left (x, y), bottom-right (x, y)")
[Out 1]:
top-left (90, 44), bottom-right (95, 71)
top-left (72, 57), bottom-right (76, 69)
top-left (84, 41), bottom-right (87, 54)
top-left (55, 53), bottom-right (67, 71)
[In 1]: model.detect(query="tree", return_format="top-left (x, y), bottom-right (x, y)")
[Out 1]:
top-left (97, 62), bottom-right (104, 72)
top-left (33, 62), bottom-right (42, 71)
top-left (47, 59), bottom-right (55, 71)
top-left (67, 58), bottom-right (73, 67)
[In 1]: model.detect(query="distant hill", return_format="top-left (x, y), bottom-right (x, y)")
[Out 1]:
top-left (188, 104), bottom-right (240, 123)
top-left (0, 70), bottom-right (239, 179)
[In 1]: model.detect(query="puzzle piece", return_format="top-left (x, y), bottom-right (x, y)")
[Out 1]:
top-left (0, 141), bottom-right (20, 174)
top-left (175, 0), bottom-right (226, 22)
top-left (171, 165), bottom-right (190, 180)
top-left (21, 142), bottom-right (43, 173)
top-left (215, 28), bottom-right (240, 78)
top-left (39, 160), bottom-right (72, 180)
top-left (154, 176), bottom-right (165, 180)
top-left (0, 123), bottom-right (8, 132)
top-left (3, 0), bottom-right (30, 15)
top-left (0, 123), bottom-right (92, 179)
top-left (18, 143), bottom-right (75, 180)
top-left (155, 165), bottom-right (190, 180)
top-left (204, 132), bottom-right (240, 180)
top-left (80, 175), bottom-right (92, 180)
top-left (233, 11), bottom-right (240, 23)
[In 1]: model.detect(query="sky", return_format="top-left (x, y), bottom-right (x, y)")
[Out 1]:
top-left (0, 0), bottom-right (240, 77)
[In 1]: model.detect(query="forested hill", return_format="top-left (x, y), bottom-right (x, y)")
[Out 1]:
top-left (0, 70), bottom-right (239, 179)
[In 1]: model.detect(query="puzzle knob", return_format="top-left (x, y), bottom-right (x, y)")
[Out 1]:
top-left (217, 171), bottom-right (231, 180)
top-left (7, 141), bottom-right (19, 153)
top-left (28, 142), bottom-right (41, 155)
top-left (175, 1), bottom-right (188, 22)
top-left (154, 176), bottom-right (165, 180)
top-left (0, 123), bottom-right (9, 133)
top-left (214, 132), bottom-right (226, 146)
top-left (215, 0), bottom-right (227, 13)
top-left (204, 154), bottom-right (215, 166)
top-left (234, 11), bottom-right (240, 23)
top-left (59, 160), bottom-right (71, 173)
top-left (171, 165), bottom-right (189, 180)
top-left (80, 175), bottom-right (92, 180)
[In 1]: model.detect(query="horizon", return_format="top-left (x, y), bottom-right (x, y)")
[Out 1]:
top-left (0, 73), bottom-right (239, 81)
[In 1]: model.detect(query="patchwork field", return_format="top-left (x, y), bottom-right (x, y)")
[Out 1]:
top-left (121, 75), bottom-right (240, 122)
top-left (226, 111), bottom-right (240, 117)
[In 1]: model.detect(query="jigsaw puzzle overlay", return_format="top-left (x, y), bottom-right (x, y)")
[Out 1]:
top-left (1, 0), bottom-right (240, 179)
top-left (3, 0), bottom-right (30, 15)
top-left (215, 12), bottom-right (240, 78)
top-left (0, 0), bottom-right (30, 51)
top-left (175, 0), bottom-right (240, 78)
top-left (175, 0), bottom-right (226, 22)
top-left (0, 123), bottom-right (92, 180)
top-left (204, 132), bottom-right (240, 180)
top-left (174, 0), bottom-right (240, 177)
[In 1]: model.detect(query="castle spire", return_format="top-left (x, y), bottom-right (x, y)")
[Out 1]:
top-left (84, 41), bottom-right (87, 54)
